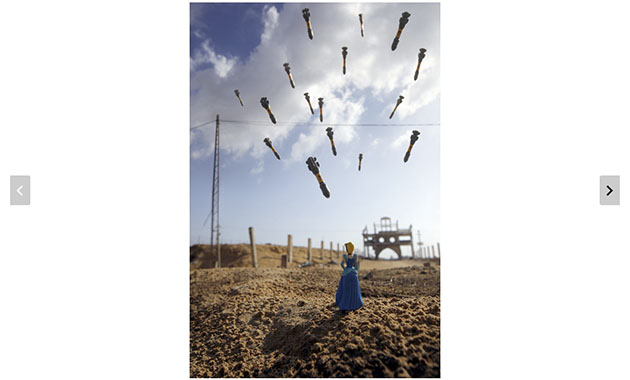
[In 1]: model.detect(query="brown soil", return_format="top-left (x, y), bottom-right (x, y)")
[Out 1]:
top-left (190, 243), bottom-right (431, 270)
top-left (190, 245), bottom-right (440, 377)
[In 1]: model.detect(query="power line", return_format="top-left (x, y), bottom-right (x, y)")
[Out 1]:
top-left (190, 120), bottom-right (216, 130)
top-left (223, 119), bottom-right (441, 127)
top-left (191, 119), bottom-right (440, 130)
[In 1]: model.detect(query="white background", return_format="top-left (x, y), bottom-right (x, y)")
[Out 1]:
top-left (1, 1), bottom-right (629, 379)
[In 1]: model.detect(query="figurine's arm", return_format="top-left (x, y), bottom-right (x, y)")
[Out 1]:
top-left (355, 256), bottom-right (359, 270)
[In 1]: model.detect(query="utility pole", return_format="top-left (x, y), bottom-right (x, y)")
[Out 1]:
top-left (209, 114), bottom-right (221, 268)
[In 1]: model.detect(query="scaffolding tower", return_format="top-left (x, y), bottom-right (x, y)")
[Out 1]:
top-left (362, 217), bottom-right (415, 259)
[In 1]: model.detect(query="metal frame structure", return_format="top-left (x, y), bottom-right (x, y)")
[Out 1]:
top-left (362, 217), bottom-right (415, 259)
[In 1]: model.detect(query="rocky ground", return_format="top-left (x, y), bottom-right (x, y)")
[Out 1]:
top-left (190, 262), bottom-right (440, 377)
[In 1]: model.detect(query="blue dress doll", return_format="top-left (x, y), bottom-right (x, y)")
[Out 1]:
top-left (335, 242), bottom-right (364, 311)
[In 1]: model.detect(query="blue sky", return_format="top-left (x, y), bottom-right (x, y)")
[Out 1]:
top-left (190, 3), bottom-right (440, 258)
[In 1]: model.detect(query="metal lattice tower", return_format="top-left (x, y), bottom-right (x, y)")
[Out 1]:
top-left (209, 114), bottom-right (221, 267)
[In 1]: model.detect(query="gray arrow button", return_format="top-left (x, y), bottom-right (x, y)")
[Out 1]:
top-left (600, 175), bottom-right (620, 205)
top-left (10, 176), bottom-right (30, 205)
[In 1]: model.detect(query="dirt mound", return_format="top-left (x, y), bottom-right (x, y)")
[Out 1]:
top-left (190, 265), bottom-right (440, 377)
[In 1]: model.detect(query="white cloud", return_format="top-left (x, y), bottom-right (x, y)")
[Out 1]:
top-left (191, 3), bottom-right (440, 162)
top-left (391, 130), bottom-right (414, 149)
top-left (260, 5), bottom-right (279, 44)
top-left (190, 40), bottom-right (237, 77)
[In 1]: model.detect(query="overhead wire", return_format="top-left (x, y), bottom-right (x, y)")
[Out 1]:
top-left (191, 118), bottom-right (439, 130)
top-left (190, 120), bottom-right (217, 130)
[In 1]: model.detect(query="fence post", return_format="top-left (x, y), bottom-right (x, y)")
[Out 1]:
top-left (281, 255), bottom-right (288, 268)
top-left (431, 245), bottom-right (435, 259)
top-left (288, 234), bottom-right (293, 263)
top-left (320, 240), bottom-right (324, 260)
top-left (437, 242), bottom-right (441, 258)
top-left (337, 243), bottom-right (340, 259)
top-left (249, 227), bottom-right (258, 268)
top-left (329, 241), bottom-right (333, 260)
top-left (307, 238), bottom-right (312, 262)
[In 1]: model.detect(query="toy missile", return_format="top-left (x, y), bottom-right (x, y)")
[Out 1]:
top-left (234, 89), bottom-right (244, 106)
top-left (283, 63), bottom-right (295, 88)
top-left (341, 47), bottom-right (348, 75)
top-left (414, 48), bottom-right (427, 81)
top-left (306, 156), bottom-right (330, 198)
top-left (358, 153), bottom-right (363, 171)
top-left (260, 97), bottom-right (276, 124)
top-left (391, 11), bottom-right (410, 51)
top-left (358, 14), bottom-right (364, 37)
top-left (302, 8), bottom-right (314, 40)
top-left (318, 97), bottom-right (324, 122)
top-left (389, 95), bottom-right (404, 119)
top-left (263, 138), bottom-right (280, 160)
top-left (304, 92), bottom-right (314, 114)
top-left (404, 130), bottom-right (420, 163)
top-left (325, 127), bottom-right (337, 156)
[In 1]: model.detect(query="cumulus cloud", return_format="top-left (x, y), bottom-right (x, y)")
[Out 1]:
top-left (191, 3), bottom-right (440, 163)
top-left (190, 40), bottom-right (237, 77)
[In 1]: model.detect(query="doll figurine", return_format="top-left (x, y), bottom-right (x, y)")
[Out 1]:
top-left (335, 242), bottom-right (364, 311)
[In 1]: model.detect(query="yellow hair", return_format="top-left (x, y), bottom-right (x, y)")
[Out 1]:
top-left (344, 242), bottom-right (354, 254)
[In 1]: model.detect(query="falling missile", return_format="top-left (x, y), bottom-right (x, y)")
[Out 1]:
top-left (391, 11), bottom-right (410, 51)
top-left (403, 130), bottom-right (421, 163)
top-left (325, 127), bottom-right (337, 156)
top-left (358, 14), bottom-right (364, 37)
top-left (318, 97), bottom-right (324, 123)
top-left (358, 153), bottom-right (363, 171)
top-left (341, 47), bottom-right (348, 75)
top-left (260, 97), bottom-right (276, 124)
top-left (306, 156), bottom-right (330, 198)
top-left (304, 92), bottom-right (314, 114)
top-left (234, 89), bottom-right (244, 106)
top-left (263, 137), bottom-right (281, 160)
top-left (414, 48), bottom-right (427, 81)
top-left (389, 95), bottom-right (404, 119)
top-left (302, 8), bottom-right (314, 40)
top-left (283, 62), bottom-right (295, 88)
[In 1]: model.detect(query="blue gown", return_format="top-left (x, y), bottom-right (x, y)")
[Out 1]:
top-left (335, 254), bottom-right (364, 310)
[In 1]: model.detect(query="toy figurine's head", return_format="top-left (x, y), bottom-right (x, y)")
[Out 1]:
top-left (344, 242), bottom-right (355, 254)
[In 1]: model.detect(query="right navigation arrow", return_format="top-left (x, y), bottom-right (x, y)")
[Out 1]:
top-left (607, 185), bottom-right (613, 196)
